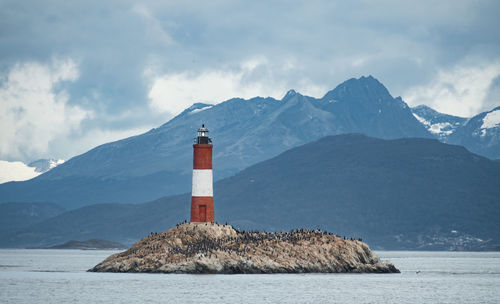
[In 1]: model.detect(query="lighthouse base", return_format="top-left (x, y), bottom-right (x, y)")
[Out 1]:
top-left (190, 196), bottom-right (214, 222)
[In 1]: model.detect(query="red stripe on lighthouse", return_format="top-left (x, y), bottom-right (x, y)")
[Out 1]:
top-left (193, 144), bottom-right (212, 169)
top-left (190, 196), bottom-right (214, 222)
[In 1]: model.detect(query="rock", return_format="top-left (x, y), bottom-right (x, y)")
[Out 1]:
top-left (89, 223), bottom-right (399, 274)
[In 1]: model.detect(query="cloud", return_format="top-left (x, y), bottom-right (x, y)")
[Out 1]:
top-left (404, 61), bottom-right (500, 117)
top-left (131, 3), bottom-right (175, 47)
top-left (147, 58), bottom-right (326, 115)
top-left (0, 59), bottom-right (91, 161)
top-left (0, 160), bottom-right (41, 183)
top-left (0, 0), bottom-right (499, 161)
top-left (53, 126), bottom-right (154, 161)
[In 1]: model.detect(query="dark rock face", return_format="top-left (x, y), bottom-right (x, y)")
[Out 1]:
top-left (90, 223), bottom-right (399, 274)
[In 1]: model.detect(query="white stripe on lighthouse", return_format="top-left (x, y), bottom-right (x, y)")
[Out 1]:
top-left (192, 169), bottom-right (213, 196)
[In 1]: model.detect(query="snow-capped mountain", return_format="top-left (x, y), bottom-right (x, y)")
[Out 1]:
top-left (481, 108), bottom-right (500, 130)
top-left (39, 75), bottom-right (429, 185)
top-left (0, 159), bottom-right (64, 184)
top-left (28, 159), bottom-right (65, 173)
top-left (0, 76), bottom-right (432, 208)
top-left (411, 105), bottom-right (466, 140)
top-left (447, 106), bottom-right (500, 159)
top-left (1, 75), bottom-right (498, 208)
top-left (411, 105), bottom-right (500, 159)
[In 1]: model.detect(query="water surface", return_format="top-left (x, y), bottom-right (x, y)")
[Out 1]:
top-left (0, 250), bottom-right (499, 303)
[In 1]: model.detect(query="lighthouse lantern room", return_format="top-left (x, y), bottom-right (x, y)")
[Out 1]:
top-left (196, 125), bottom-right (211, 144)
top-left (190, 124), bottom-right (214, 222)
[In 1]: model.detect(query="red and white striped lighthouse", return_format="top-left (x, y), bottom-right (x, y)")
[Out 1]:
top-left (190, 124), bottom-right (214, 222)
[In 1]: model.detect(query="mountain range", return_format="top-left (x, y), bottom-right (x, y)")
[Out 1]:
top-left (2, 134), bottom-right (499, 250)
top-left (411, 105), bottom-right (500, 159)
top-left (3, 75), bottom-right (499, 209)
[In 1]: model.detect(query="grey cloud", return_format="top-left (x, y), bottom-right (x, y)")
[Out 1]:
top-left (485, 76), bottom-right (500, 110)
top-left (1, 0), bottom-right (499, 161)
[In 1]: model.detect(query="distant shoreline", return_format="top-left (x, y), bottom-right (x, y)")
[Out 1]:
top-left (27, 238), bottom-right (127, 250)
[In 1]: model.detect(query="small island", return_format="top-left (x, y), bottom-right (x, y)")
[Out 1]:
top-left (90, 222), bottom-right (399, 274)
top-left (49, 239), bottom-right (127, 250)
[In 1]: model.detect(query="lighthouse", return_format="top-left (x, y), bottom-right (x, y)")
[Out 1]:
top-left (190, 124), bottom-right (214, 222)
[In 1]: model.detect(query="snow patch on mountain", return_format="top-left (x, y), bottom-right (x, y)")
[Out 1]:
top-left (51, 159), bottom-right (65, 169)
top-left (429, 123), bottom-right (454, 135)
top-left (481, 109), bottom-right (500, 129)
top-left (189, 105), bottom-right (213, 114)
top-left (28, 159), bottom-right (65, 173)
top-left (412, 113), bottom-right (454, 136)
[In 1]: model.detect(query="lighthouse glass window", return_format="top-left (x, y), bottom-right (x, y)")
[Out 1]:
top-left (199, 131), bottom-right (206, 137)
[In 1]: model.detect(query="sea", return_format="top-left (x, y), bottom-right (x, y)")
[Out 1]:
top-left (0, 250), bottom-right (499, 303)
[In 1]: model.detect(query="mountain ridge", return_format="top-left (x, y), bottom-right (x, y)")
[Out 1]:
top-left (0, 76), bottom-right (433, 208)
top-left (1, 76), bottom-right (499, 209)
top-left (411, 105), bottom-right (500, 159)
top-left (3, 134), bottom-right (499, 250)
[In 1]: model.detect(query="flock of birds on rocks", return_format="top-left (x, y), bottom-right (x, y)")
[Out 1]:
top-left (127, 221), bottom-right (365, 263)
top-left (90, 219), bottom-right (400, 274)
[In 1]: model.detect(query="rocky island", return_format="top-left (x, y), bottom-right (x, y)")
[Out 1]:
top-left (90, 222), bottom-right (399, 274)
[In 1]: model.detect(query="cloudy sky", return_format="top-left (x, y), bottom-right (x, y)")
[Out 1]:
top-left (1, 0), bottom-right (499, 163)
